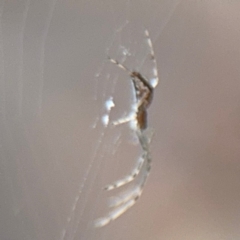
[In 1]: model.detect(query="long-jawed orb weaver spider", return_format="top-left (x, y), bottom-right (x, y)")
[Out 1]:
top-left (95, 30), bottom-right (159, 227)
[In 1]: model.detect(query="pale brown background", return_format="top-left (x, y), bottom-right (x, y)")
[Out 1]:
top-left (0, 0), bottom-right (240, 240)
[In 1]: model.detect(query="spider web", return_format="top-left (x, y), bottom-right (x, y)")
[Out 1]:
top-left (60, 22), bottom-right (158, 240)
top-left (3, 1), bottom-right (240, 240)
top-left (59, 0), bottom-right (186, 236)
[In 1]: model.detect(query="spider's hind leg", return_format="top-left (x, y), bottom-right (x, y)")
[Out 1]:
top-left (104, 154), bottom-right (145, 191)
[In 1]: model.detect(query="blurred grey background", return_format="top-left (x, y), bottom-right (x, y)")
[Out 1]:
top-left (0, 0), bottom-right (240, 240)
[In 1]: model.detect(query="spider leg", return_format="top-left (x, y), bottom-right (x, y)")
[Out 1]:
top-left (108, 185), bottom-right (142, 208)
top-left (108, 56), bottom-right (131, 74)
top-left (95, 180), bottom-right (144, 228)
top-left (95, 150), bottom-right (151, 228)
top-left (108, 150), bottom-right (151, 212)
top-left (104, 154), bottom-right (145, 191)
top-left (144, 30), bottom-right (159, 88)
top-left (112, 114), bottom-right (135, 127)
top-left (94, 195), bottom-right (138, 228)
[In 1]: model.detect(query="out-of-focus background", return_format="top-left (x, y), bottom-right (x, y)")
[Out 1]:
top-left (1, 1), bottom-right (240, 240)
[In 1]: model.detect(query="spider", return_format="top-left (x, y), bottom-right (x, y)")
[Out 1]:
top-left (95, 30), bottom-right (159, 227)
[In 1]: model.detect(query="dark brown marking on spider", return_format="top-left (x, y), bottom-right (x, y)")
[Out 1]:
top-left (136, 107), bottom-right (148, 130)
